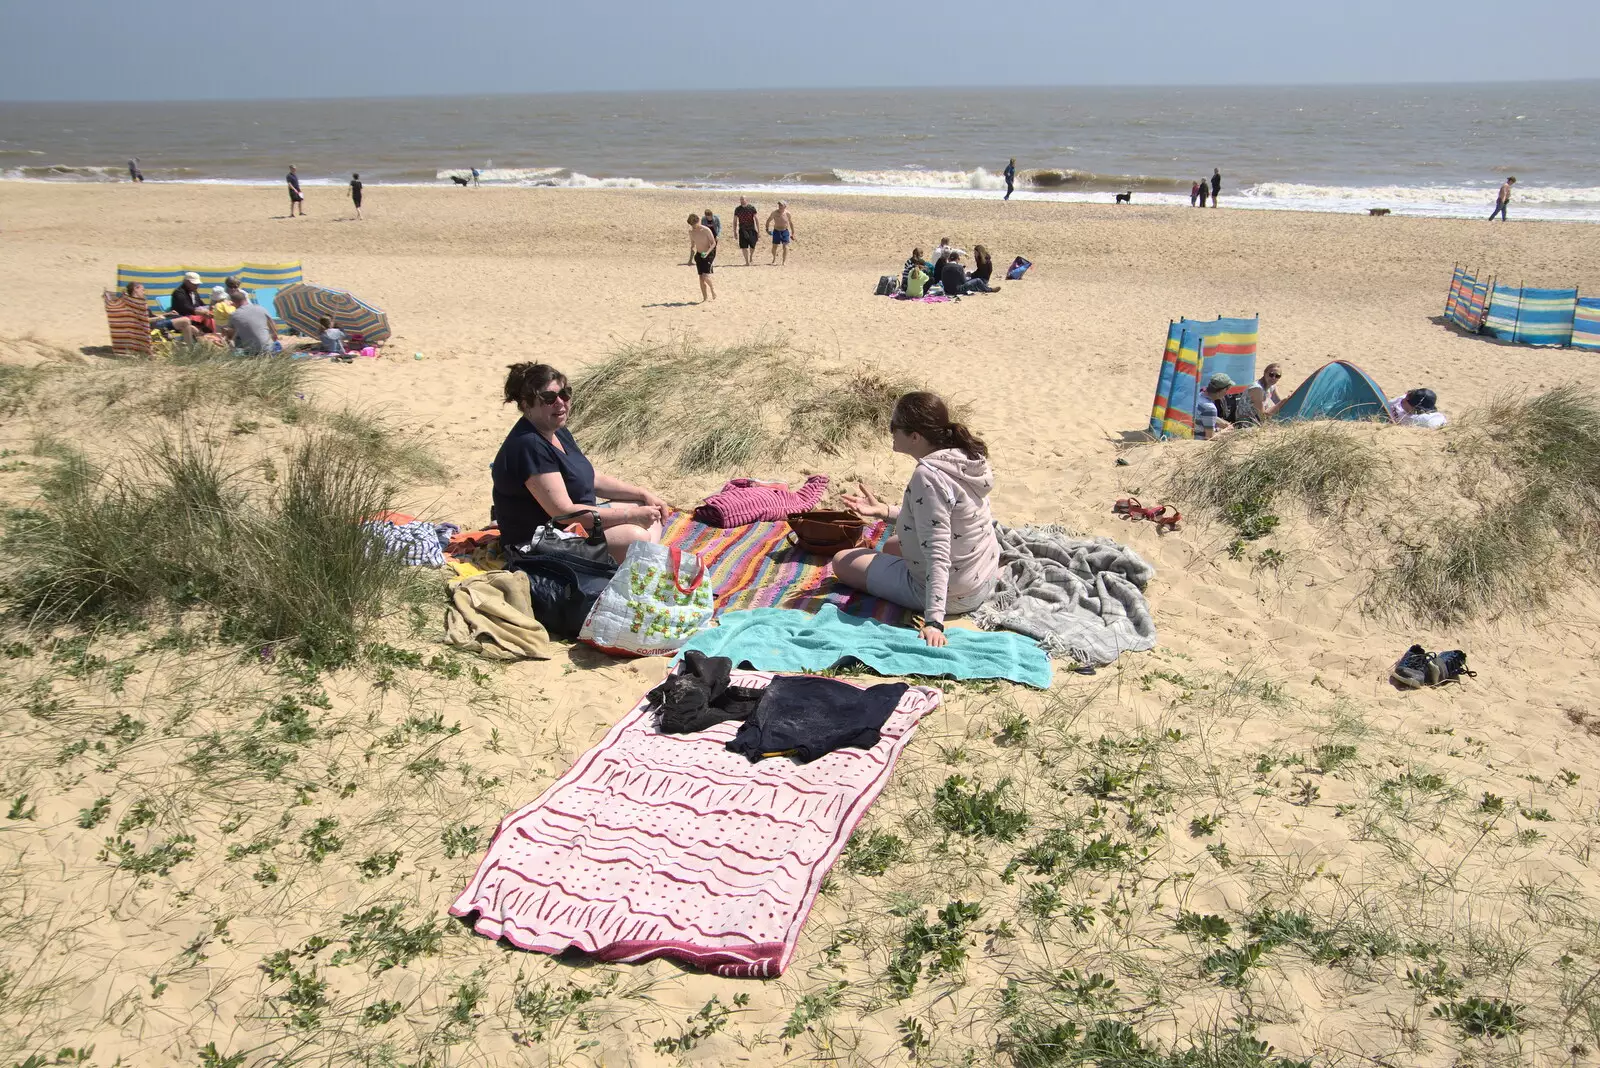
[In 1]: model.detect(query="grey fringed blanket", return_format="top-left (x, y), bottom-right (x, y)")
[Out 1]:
top-left (972, 525), bottom-right (1157, 666)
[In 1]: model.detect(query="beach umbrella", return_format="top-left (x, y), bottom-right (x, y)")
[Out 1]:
top-left (274, 282), bottom-right (391, 344)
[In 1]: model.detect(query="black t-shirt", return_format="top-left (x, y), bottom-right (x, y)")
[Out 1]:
top-left (940, 260), bottom-right (967, 294)
top-left (287, 171), bottom-right (301, 191)
top-left (350, 179), bottom-right (363, 200)
top-left (734, 204), bottom-right (757, 231)
top-left (491, 419), bottom-right (597, 544)
top-left (170, 284), bottom-right (202, 317)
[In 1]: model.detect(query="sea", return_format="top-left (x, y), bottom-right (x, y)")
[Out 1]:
top-left (3, 82), bottom-right (1598, 222)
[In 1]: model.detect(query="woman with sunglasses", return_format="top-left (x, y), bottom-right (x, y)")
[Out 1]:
top-left (832, 392), bottom-right (1000, 647)
top-left (1247, 363), bottom-right (1285, 423)
top-left (492, 362), bottom-right (668, 564)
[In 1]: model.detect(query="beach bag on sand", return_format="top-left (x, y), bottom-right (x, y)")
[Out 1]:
top-left (507, 512), bottom-right (617, 639)
top-left (875, 275), bottom-right (899, 296)
top-left (1006, 257), bottom-right (1032, 281)
top-left (579, 542), bottom-right (715, 657)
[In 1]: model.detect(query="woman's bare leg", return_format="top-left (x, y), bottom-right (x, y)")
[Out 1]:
top-left (603, 519), bottom-right (662, 565)
top-left (831, 547), bottom-right (880, 591)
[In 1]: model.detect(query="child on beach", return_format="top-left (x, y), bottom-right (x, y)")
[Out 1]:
top-left (832, 392), bottom-right (1001, 647)
top-left (317, 316), bottom-right (348, 356)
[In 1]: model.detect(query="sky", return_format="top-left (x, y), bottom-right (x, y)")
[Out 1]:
top-left (1, 0), bottom-right (1596, 101)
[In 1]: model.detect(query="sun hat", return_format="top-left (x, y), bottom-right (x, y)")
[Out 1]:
top-left (1405, 388), bottom-right (1438, 412)
top-left (211, 285), bottom-right (227, 298)
top-left (1206, 373), bottom-right (1235, 392)
top-left (184, 271), bottom-right (201, 284)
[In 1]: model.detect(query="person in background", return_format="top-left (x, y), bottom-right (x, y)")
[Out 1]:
top-left (350, 173), bottom-right (363, 220)
top-left (286, 164), bottom-right (305, 216)
top-left (1247, 363), bottom-right (1284, 422)
top-left (901, 247), bottom-right (925, 290)
top-left (766, 202), bottom-right (794, 265)
top-left (733, 195), bottom-right (758, 266)
top-left (832, 391), bottom-right (1001, 647)
top-left (492, 362), bottom-right (668, 564)
top-left (1211, 167), bottom-right (1222, 207)
top-left (225, 292), bottom-right (279, 356)
top-left (129, 282), bottom-right (199, 341)
top-left (168, 272), bottom-right (211, 336)
top-left (127, 158), bottom-right (144, 183)
top-left (971, 245), bottom-right (994, 284)
top-left (1197, 180), bottom-right (1209, 208)
top-left (903, 257), bottom-right (929, 298)
top-left (687, 213), bottom-right (717, 302)
top-left (1190, 181), bottom-right (1199, 207)
top-left (317, 315), bottom-right (348, 356)
top-left (1489, 176), bottom-right (1515, 221)
top-left (471, 166), bottom-right (481, 187)
top-left (941, 252), bottom-right (999, 296)
top-left (932, 236), bottom-right (964, 261)
top-left (1390, 388), bottom-right (1447, 428)
top-left (209, 286), bottom-right (235, 335)
top-left (1003, 157), bottom-right (1016, 201)
top-left (1196, 374), bottom-right (1234, 439)
top-left (701, 206), bottom-right (721, 241)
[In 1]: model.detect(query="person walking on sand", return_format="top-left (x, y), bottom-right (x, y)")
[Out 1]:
top-left (1003, 158), bottom-right (1016, 200)
top-left (687, 214), bottom-right (717, 302)
top-left (286, 165), bottom-right (305, 216)
top-left (1197, 180), bottom-right (1208, 209)
top-left (702, 206), bottom-right (721, 241)
top-left (733, 195), bottom-right (759, 266)
top-left (471, 167), bottom-right (481, 187)
top-left (127, 158), bottom-right (144, 183)
top-left (1489, 176), bottom-right (1515, 221)
top-left (766, 202), bottom-right (794, 265)
top-left (1211, 168), bottom-right (1222, 207)
top-left (349, 173), bottom-right (363, 220)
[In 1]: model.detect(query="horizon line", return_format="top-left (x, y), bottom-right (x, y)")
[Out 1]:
top-left (3, 76), bottom-right (1598, 106)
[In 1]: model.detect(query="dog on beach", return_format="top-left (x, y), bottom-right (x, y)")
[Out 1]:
top-left (450, 175), bottom-right (471, 187)
top-left (1369, 208), bottom-right (1391, 216)
top-left (1114, 191), bottom-right (1132, 204)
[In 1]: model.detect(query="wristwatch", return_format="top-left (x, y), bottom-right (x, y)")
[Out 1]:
top-left (924, 620), bottom-right (944, 632)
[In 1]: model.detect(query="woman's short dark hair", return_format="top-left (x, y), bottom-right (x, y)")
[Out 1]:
top-left (890, 391), bottom-right (987, 459)
top-left (504, 362), bottom-right (566, 406)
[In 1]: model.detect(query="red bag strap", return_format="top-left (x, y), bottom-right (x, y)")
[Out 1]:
top-left (668, 547), bottom-right (704, 595)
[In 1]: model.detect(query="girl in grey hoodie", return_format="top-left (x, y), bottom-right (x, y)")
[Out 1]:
top-left (834, 392), bottom-right (1001, 647)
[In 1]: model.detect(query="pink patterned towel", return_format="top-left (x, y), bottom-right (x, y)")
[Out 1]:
top-left (693, 475), bottom-right (829, 528)
top-left (449, 671), bottom-right (940, 977)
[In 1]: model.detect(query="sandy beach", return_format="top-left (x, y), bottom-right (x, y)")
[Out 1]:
top-left (5, 182), bottom-right (1600, 1065)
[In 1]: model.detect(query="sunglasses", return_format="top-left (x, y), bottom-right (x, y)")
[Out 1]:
top-left (1264, 372), bottom-right (1281, 379)
top-left (536, 387), bottom-right (573, 404)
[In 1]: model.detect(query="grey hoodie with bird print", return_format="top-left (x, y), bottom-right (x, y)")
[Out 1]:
top-left (893, 448), bottom-right (1001, 623)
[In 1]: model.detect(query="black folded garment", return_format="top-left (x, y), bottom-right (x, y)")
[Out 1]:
top-left (727, 676), bottom-right (910, 764)
top-left (648, 651), bottom-right (764, 734)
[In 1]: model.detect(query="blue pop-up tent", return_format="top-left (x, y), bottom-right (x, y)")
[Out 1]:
top-left (1274, 360), bottom-right (1394, 423)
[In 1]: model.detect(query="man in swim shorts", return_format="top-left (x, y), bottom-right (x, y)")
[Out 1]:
top-left (766, 202), bottom-right (794, 265)
top-left (687, 214), bottom-right (717, 302)
top-left (733, 196), bottom-right (759, 265)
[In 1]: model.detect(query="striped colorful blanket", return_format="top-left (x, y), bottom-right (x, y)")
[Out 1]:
top-left (659, 511), bottom-right (909, 624)
top-left (450, 671), bottom-right (941, 976)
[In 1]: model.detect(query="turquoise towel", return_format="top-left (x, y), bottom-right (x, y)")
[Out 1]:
top-left (680, 604), bottom-right (1053, 689)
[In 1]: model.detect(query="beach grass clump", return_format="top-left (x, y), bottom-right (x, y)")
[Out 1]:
top-left (1381, 387), bottom-right (1600, 623)
top-left (3, 432), bottom-right (416, 667)
top-left (322, 406), bottom-right (446, 482)
top-left (0, 364), bottom-right (51, 417)
top-left (568, 335), bottom-right (913, 472)
top-left (149, 352), bottom-right (307, 419)
top-left (1166, 422), bottom-right (1379, 538)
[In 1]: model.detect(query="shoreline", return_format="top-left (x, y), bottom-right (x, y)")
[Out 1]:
top-left (3, 174), bottom-right (1596, 224)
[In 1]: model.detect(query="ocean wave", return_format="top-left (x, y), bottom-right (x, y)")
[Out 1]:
top-left (433, 166), bottom-right (562, 183)
top-left (833, 167), bottom-right (1006, 190)
top-left (1244, 182), bottom-right (1600, 207)
top-left (544, 172), bottom-right (657, 189)
top-left (3, 164), bottom-right (122, 181)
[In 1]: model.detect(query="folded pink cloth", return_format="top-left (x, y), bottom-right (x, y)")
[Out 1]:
top-left (693, 475), bottom-right (829, 528)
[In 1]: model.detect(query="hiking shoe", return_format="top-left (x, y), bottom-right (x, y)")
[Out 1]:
top-left (1430, 650), bottom-right (1476, 685)
top-left (1390, 644), bottom-right (1432, 689)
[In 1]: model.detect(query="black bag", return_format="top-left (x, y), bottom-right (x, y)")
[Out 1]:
top-left (506, 511), bottom-right (617, 639)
